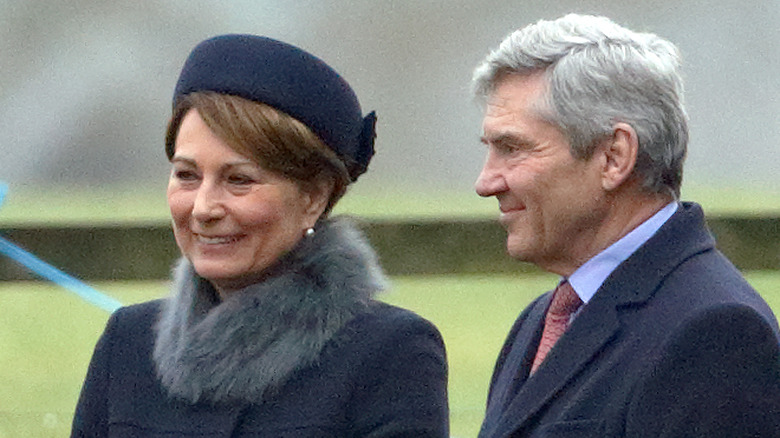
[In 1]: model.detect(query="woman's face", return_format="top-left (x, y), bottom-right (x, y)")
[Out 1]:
top-left (167, 109), bottom-right (326, 295)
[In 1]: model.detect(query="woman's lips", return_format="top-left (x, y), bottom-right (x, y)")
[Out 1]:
top-left (195, 233), bottom-right (241, 245)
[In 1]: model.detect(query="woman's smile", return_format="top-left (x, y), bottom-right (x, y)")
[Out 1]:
top-left (194, 233), bottom-right (243, 245)
top-left (167, 109), bottom-right (323, 295)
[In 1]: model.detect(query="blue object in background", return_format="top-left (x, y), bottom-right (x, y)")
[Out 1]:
top-left (0, 182), bottom-right (122, 313)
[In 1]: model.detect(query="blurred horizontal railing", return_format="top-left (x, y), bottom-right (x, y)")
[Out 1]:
top-left (1, 216), bottom-right (778, 281)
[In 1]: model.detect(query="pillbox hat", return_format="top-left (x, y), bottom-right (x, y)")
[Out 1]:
top-left (173, 34), bottom-right (376, 180)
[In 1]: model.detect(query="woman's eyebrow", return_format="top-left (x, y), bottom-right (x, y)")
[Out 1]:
top-left (170, 156), bottom-right (257, 169)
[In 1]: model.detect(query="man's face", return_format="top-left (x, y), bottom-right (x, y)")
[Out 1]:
top-left (475, 73), bottom-right (608, 275)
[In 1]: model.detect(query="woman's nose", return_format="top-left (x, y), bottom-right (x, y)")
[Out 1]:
top-left (192, 181), bottom-right (226, 221)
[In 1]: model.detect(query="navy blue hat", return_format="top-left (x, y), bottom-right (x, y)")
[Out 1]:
top-left (173, 34), bottom-right (376, 181)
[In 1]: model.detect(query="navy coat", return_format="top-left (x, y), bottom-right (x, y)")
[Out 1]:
top-left (72, 300), bottom-right (449, 437)
top-left (479, 203), bottom-right (780, 437)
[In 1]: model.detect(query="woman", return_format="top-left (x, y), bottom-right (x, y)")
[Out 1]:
top-left (71, 34), bottom-right (449, 437)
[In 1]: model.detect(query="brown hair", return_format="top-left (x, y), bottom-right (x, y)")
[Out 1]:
top-left (165, 92), bottom-right (351, 215)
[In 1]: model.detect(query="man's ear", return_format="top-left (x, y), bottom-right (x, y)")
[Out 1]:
top-left (601, 122), bottom-right (639, 191)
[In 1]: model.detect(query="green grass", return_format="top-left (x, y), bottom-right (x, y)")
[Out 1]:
top-left (0, 183), bottom-right (501, 225)
top-left (1, 271), bottom-right (779, 437)
top-left (1, 181), bottom-right (779, 225)
top-left (0, 181), bottom-right (778, 436)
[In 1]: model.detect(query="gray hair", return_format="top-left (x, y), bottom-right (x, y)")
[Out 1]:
top-left (472, 14), bottom-right (688, 198)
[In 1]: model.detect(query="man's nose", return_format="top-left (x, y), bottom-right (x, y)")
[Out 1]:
top-left (475, 151), bottom-right (507, 198)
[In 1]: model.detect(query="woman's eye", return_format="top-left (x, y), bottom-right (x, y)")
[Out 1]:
top-left (228, 174), bottom-right (254, 185)
top-left (174, 170), bottom-right (198, 180)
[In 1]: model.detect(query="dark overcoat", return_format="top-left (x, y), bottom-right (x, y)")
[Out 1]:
top-left (71, 218), bottom-right (449, 437)
top-left (72, 300), bottom-right (448, 437)
top-left (479, 202), bottom-right (780, 437)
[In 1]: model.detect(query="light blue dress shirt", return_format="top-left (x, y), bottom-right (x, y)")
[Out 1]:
top-left (567, 202), bottom-right (678, 305)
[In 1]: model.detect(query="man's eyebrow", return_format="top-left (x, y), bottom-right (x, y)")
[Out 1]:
top-left (481, 132), bottom-right (533, 147)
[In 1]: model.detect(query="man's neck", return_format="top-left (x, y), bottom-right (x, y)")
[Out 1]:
top-left (544, 190), bottom-right (674, 276)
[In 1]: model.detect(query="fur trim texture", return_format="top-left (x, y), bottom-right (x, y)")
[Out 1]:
top-left (152, 217), bottom-right (387, 404)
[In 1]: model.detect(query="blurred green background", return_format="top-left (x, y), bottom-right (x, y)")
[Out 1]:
top-left (2, 0), bottom-right (779, 436)
top-left (3, 271), bottom-right (780, 438)
top-left (1, 187), bottom-right (779, 437)
top-left (2, 271), bottom-right (780, 437)
top-left (2, 182), bottom-right (779, 226)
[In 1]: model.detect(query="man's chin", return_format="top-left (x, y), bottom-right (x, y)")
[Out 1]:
top-left (505, 240), bottom-right (533, 262)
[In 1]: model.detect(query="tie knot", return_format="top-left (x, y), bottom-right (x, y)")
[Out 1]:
top-left (548, 281), bottom-right (582, 317)
top-left (530, 280), bottom-right (583, 374)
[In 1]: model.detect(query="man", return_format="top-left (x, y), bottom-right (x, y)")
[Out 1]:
top-left (472, 14), bottom-right (780, 437)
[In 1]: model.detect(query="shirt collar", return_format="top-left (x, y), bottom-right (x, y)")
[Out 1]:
top-left (568, 202), bottom-right (678, 304)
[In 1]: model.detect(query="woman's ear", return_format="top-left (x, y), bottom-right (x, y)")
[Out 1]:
top-left (601, 122), bottom-right (639, 191)
top-left (301, 179), bottom-right (334, 227)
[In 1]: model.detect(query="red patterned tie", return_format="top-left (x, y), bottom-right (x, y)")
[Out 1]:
top-left (530, 281), bottom-right (582, 374)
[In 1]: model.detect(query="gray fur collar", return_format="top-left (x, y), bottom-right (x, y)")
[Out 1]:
top-left (153, 217), bottom-right (387, 405)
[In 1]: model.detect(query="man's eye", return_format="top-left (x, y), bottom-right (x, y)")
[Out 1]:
top-left (494, 141), bottom-right (533, 157)
top-left (497, 143), bottom-right (515, 153)
top-left (493, 142), bottom-right (519, 155)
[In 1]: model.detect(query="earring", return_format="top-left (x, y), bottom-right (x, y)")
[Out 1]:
top-left (305, 227), bottom-right (315, 238)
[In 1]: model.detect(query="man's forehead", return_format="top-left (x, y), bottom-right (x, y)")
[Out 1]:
top-left (485, 74), bottom-right (548, 115)
top-left (484, 95), bottom-right (516, 118)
